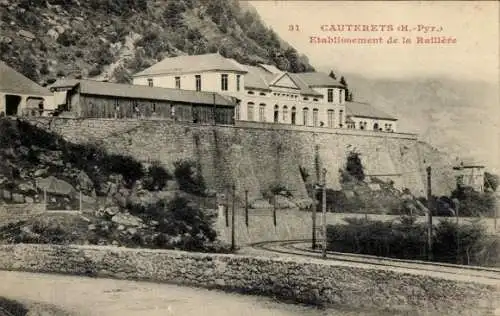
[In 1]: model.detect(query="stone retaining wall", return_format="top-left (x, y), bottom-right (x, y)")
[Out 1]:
top-left (0, 244), bottom-right (497, 315)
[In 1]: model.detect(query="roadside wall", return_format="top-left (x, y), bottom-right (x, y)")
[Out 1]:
top-left (0, 244), bottom-right (497, 315)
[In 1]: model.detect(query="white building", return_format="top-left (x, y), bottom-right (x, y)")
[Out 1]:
top-left (345, 101), bottom-right (398, 132)
top-left (0, 61), bottom-right (54, 117)
top-left (132, 53), bottom-right (396, 131)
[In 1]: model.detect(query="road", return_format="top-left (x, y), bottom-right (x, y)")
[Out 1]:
top-left (0, 271), bottom-right (344, 316)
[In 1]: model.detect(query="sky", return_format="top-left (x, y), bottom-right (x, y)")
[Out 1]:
top-left (249, 1), bottom-right (499, 82)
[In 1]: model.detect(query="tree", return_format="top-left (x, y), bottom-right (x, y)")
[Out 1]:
top-left (340, 76), bottom-right (349, 100)
top-left (484, 172), bottom-right (499, 192)
top-left (329, 70), bottom-right (336, 80)
top-left (345, 151), bottom-right (365, 182)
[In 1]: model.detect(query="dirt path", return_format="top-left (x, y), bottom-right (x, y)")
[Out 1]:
top-left (0, 271), bottom-right (328, 316)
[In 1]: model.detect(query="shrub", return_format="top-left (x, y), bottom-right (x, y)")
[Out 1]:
top-left (451, 186), bottom-right (495, 217)
top-left (129, 195), bottom-right (217, 252)
top-left (326, 217), bottom-right (499, 266)
top-left (103, 154), bottom-right (144, 188)
top-left (0, 297), bottom-right (28, 316)
top-left (143, 161), bottom-right (172, 191)
top-left (173, 159), bottom-right (206, 196)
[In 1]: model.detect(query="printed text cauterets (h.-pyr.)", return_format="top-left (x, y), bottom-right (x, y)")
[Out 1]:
top-left (320, 24), bottom-right (395, 32)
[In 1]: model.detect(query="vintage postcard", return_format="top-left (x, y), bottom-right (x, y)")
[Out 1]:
top-left (0, 0), bottom-right (498, 315)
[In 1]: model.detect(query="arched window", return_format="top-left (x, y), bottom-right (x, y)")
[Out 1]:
top-left (247, 102), bottom-right (255, 121)
top-left (291, 106), bottom-right (297, 125)
top-left (259, 103), bottom-right (266, 122)
top-left (274, 104), bottom-right (279, 123)
top-left (302, 107), bottom-right (309, 126)
top-left (235, 104), bottom-right (240, 120)
top-left (283, 105), bottom-right (288, 123)
top-left (327, 109), bottom-right (334, 127)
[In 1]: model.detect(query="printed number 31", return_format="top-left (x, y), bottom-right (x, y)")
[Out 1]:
top-left (288, 24), bottom-right (300, 31)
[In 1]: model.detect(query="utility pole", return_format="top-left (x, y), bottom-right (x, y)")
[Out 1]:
top-left (231, 184), bottom-right (236, 251)
top-left (311, 184), bottom-right (317, 249)
top-left (322, 168), bottom-right (327, 258)
top-left (426, 166), bottom-right (433, 261)
top-left (245, 190), bottom-right (249, 227)
top-left (312, 141), bottom-right (320, 250)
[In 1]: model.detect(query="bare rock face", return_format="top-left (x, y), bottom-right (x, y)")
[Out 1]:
top-left (250, 199), bottom-right (272, 209)
top-left (76, 171), bottom-right (94, 193)
top-left (111, 213), bottom-right (143, 227)
top-left (11, 193), bottom-right (25, 204)
top-left (292, 198), bottom-right (313, 210)
top-left (275, 195), bottom-right (297, 209)
top-left (36, 176), bottom-right (75, 197)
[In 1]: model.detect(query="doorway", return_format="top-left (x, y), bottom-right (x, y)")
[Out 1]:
top-left (5, 95), bottom-right (21, 116)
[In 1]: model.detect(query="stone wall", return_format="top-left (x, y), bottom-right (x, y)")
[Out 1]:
top-left (0, 244), bottom-right (497, 315)
top-left (24, 118), bottom-right (454, 202)
top-left (0, 203), bottom-right (46, 224)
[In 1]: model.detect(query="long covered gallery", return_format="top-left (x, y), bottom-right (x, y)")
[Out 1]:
top-left (48, 79), bottom-right (237, 125)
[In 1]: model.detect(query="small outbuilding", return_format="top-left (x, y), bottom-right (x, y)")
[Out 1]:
top-left (48, 79), bottom-right (237, 124)
top-left (0, 61), bottom-right (54, 117)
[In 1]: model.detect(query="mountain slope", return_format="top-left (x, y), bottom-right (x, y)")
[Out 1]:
top-left (331, 72), bottom-right (500, 173)
top-left (0, 0), bottom-right (314, 85)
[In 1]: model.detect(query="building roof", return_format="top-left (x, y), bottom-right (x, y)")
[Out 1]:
top-left (258, 64), bottom-right (282, 74)
top-left (0, 61), bottom-right (52, 96)
top-left (286, 73), bottom-right (324, 96)
top-left (49, 79), bottom-right (236, 106)
top-left (345, 101), bottom-right (397, 121)
top-left (133, 53), bottom-right (248, 77)
top-left (293, 72), bottom-right (345, 88)
top-left (241, 64), bottom-right (278, 91)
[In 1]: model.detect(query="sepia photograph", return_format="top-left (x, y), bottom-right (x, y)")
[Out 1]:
top-left (0, 0), bottom-right (498, 315)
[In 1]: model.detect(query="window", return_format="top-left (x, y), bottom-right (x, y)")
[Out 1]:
top-left (147, 78), bottom-right (154, 87)
top-left (247, 102), bottom-right (254, 121)
top-left (170, 104), bottom-right (176, 118)
top-left (282, 106), bottom-right (288, 122)
top-left (302, 108), bottom-right (309, 126)
top-left (236, 75), bottom-right (241, 91)
top-left (260, 92), bottom-right (266, 96)
top-left (313, 98), bottom-right (318, 102)
top-left (291, 107), bottom-right (296, 125)
top-left (327, 109), bottom-right (334, 127)
top-left (221, 74), bottom-right (228, 91)
top-left (248, 91), bottom-right (254, 95)
top-left (195, 75), bottom-right (201, 91)
top-left (327, 89), bottom-right (333, 102)
top-left (274, 105), bottom-right (279, 123)
top-left (175, 77), bottom-right (181, 89)
top-left (235, 104), bottom-right (240, 120)
top-left (339, 89), bottom-right (344, 103)
top-left (259, 103), bottom-right (266, 122)
top-left (338, 110), bottom-right (344, 127)
top-left (373, 123), bottom-right (379, 131)
top-left (303, 97), bottom-right (309, 101)
top-left (313, 109), bottom-right (319, 127)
